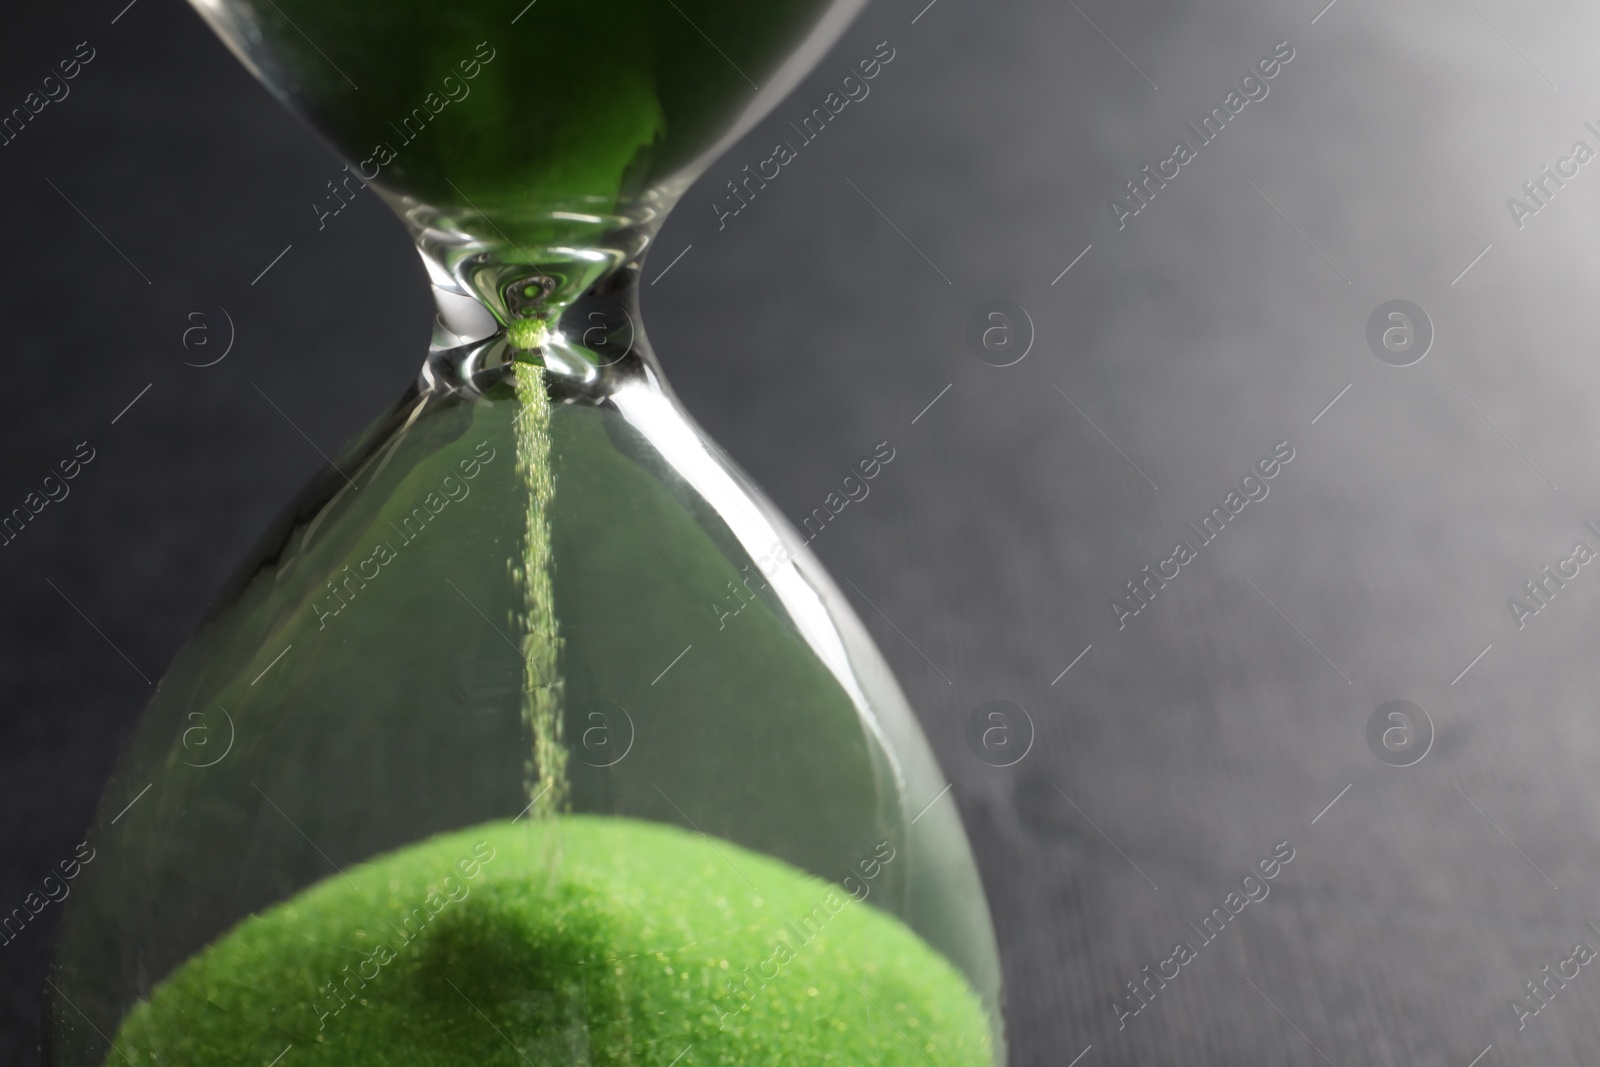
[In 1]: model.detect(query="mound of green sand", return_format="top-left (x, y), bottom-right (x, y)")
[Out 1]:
top-left (247, 0), bottom-right (839, 249)
top-left (109, 817), bottom-right (991, 1066)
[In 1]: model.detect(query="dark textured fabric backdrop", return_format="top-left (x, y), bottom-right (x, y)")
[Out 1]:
top-left (9, 0), bottom-right (1600, 1064)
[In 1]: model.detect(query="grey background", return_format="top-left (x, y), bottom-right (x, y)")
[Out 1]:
top-left (7, 0), bottom-right (1600, 1064)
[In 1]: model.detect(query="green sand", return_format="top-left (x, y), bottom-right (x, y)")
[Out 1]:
top-left (108, 817), bottom-right (990, 1066)
top-left (511, 360), bottom-right (565, 819)
top-left (225, 0), bottom-right (846, 325)
top-left (254, 0), bottom-right (838, 245)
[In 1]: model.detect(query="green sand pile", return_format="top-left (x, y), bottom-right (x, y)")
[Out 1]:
top-left (255, 0), bottom-right (838, 241)
top-left (227, 0), bottom-right (846, 323)
top-left (109, 817), bottom-right (990, 1066)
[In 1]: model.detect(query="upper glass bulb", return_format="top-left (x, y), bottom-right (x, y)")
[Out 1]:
top-left (188, 0), bottom-right (865, 321)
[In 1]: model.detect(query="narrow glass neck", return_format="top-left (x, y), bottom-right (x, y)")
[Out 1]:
top-left (394, 183), bottom-right (678, 346)
top-left (423, 262), bottom-right (658, 407)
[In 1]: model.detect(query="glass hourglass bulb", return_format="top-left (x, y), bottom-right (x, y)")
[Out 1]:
top-left (47, 3), bottom-right (1005, 1065)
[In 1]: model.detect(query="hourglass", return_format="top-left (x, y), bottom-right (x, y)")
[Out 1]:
top-left (47, 1), bottom-right (1004, 1064)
